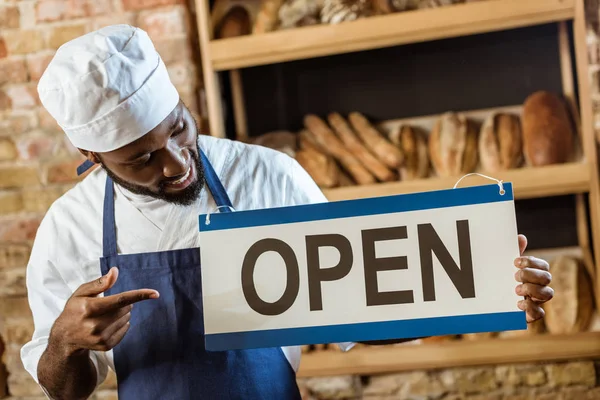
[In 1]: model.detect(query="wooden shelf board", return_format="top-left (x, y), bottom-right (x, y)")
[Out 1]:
top-left (209, 0), bottom-right (575, 71)
top-left (322, 162), bottom-right (591, 202)
top-left (297, 331), bottom-right (600, 377)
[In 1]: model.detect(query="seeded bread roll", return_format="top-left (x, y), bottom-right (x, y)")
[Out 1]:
top-left (304, 114), bottom-right (376, 185)
top-left (522, 91), bottom-right (575, 166)
top-left (328, 112), bottom-right (396, 182)
top-left (389, 125), bottom-right (429, 180)
top-left (428, 112), bottom-right (478, 177)
top-left (478, 113), bottom-right (523, 173)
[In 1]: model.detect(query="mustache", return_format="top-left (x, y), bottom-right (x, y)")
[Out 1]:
top-left (158, 148), bottom-right (199, 189)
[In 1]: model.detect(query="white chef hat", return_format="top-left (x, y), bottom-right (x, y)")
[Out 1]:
top-left (38, 24), bottom-right (180, 153)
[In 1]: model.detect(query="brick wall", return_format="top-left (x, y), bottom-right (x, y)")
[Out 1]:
top-left (2, 1), bottom-right (600, 400)
top-left (0, 0), bottom-right (203, 398)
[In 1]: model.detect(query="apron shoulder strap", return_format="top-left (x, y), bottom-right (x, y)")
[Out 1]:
top-left (102, 176), bottom-right (118, 257)
top-left (200, 150), bottom-right (233, 212)
top-left (77, 159), bottom-right (96, 176)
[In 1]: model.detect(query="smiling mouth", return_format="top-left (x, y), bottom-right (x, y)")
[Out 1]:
top-left (164, 164), bottom-right (194, 190)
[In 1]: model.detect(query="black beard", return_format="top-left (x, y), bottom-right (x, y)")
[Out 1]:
top-left (103, 144), bottom-right (206, 206)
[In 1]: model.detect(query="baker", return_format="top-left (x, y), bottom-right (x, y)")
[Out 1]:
top-left (20, 25), bottom-right (554, 400)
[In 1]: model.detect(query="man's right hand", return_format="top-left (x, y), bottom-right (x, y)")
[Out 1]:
top-left (48, 266), bottom-right (159, 356)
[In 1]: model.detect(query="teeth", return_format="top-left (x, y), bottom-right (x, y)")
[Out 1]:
top-left (170, 166), bottom-right (190, 185)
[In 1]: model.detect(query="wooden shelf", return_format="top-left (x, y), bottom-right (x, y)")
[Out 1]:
top-left (296, 331), bottom-right (600, 377)
top-left (323, 162), bottom-right (592, 202)
top-left (208, 0), bottom-right (575, 71)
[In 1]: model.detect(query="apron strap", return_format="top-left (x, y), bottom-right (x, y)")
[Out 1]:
top-left (77, 159), bottom-right (96, 176)
top-left (101, 149), bottom-right (234, 257)
top-left (103, 175), bottom-right (118, 257)
top-left (200, 150), bottom-right (233, 211)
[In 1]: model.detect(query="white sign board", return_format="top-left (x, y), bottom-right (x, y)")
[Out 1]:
top-left (198, 183), bottom-right (526, 351)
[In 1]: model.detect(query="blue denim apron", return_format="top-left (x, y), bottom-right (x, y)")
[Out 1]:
top-left (79, 151), bottom-right (302, 399)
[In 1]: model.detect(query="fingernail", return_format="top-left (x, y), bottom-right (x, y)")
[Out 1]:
top-left (150, 291), bottom-right (159, 299)
top-left (515, 284), bottom-right (523, 295)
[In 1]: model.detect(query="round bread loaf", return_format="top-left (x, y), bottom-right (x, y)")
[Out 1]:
top-left (521, 91), bottom-right (575, 166)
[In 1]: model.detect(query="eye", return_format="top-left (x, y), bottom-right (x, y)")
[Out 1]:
top-left (130, 154), bottom-right (151, 168)
top-left (172, 121), bottom-right (187, 137)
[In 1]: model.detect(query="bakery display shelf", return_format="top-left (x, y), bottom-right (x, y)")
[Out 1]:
top-left (296, 331), bottom-right (600, 377)
top-left (207, 0), bottom-right (574, 71)
top-left (322, 162), bottom-right (591, 202)
top-left (312, 104), bottom-right (588, 201)
top-left (193, 0), bottom-right (600, 373)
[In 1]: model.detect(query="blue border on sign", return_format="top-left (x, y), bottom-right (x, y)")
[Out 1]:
top-left (199, 182), bottom-right (513, 232)
top-left (204, 310), bottom-right (526, 351)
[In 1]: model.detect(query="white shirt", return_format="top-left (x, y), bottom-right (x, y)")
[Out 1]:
top-left (20, 135), bottom-right (353, 391)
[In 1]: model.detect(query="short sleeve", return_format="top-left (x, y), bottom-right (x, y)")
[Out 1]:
top-left (20, 211), bottom-right (108, 390)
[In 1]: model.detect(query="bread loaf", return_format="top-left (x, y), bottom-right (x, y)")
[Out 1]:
top-left (299, 128), bottom-right (323, 152)
top-left (215, 5), bottom-right (252, 38)
top-left (428, 112), bottom-right (478, 177)
top-left (328, 112), bottom-right (396, 182)
top-left (251, 130), bottom-right (297, 157)
top-left (338, 169), bottom-right (355, 186)
top-left (348, 112), bottom-right (404, 169)
top-left (295, 146), bottom-right (340, 188)
top-left (304, 114), bottom-right (376, 185)
top-left (320, 0), bottom-right (373, 23)
top-left (522, 91), bottom-right (575, 166)
top-left (278, 0), bottom-right (322, 29)
top-left (253, 0), bottom-right (286, 33)
top-left (389, 125), bottom-right (429, 180)
top-left (478, 113), bottom-right (523, 173)
top-left (543, 255), bottom-right (594, 334)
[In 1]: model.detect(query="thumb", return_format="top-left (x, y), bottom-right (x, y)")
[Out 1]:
top-left (75, 267), bottom-right (120, 297)
top-left (518, 234), bottom-right (528, 256)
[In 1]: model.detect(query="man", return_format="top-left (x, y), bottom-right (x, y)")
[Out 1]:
top-left (21, 25), bottom-right (554, 400)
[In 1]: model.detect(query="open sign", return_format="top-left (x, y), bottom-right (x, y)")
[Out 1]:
top-left (199, 183), bottom-right (526, 351)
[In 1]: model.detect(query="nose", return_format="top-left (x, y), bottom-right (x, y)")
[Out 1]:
top-left (162, 144), bottom-right (188, 178)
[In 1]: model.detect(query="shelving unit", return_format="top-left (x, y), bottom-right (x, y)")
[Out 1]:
top-left (193, 0), bottom-right (600, 376)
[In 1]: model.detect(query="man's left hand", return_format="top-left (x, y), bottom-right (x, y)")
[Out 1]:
top-left (514, 234), bottom-right (554, 323)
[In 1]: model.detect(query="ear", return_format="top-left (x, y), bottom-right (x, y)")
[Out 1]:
top-left (78, 149), bottom-right (101, 164)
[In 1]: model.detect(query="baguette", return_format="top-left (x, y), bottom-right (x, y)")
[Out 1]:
top-left (299, 128), bottom-right (325, 153)
top-left (304, 114), bottom-right (376, 185)
top-left (348, 112), bottom-right (404, 169)
top-left (295, 146), bottom-right (340, 188)
top-left (328, 112), bottom-right (396, 182)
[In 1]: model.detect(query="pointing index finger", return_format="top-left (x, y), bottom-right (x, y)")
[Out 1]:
top-left (91, 289), bottom-right (159, 314)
